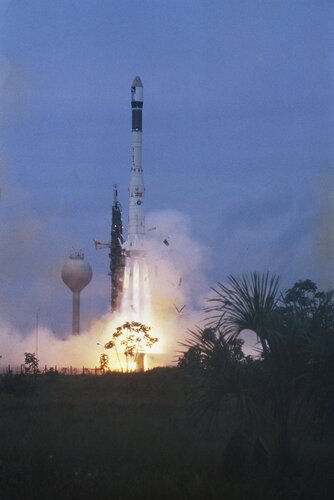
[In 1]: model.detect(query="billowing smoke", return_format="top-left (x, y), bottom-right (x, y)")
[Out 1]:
top-left (84, 209), bottom-right (209, 369)
top-left (0, 206), bottom-right (209, 371)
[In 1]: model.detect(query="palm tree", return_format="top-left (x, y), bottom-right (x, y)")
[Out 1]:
top-left (179, 273), bottom-right (334, 496)
top-left (204, 273), bottom-right (318, 444)
top-left (179, 325), bottom-right (252, 423)
top-left (205, 271), bottom-right (280, 355)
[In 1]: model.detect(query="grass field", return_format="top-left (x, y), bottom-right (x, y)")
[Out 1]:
top-left (0, 369), bottom-right (227, 500)
top-left (0, 368), bottom-right (333, 500)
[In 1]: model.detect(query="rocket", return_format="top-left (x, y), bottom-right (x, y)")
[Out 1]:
top-left (94, 77), bottom-right (148, 319)
top-left (122, 76), bottom-right (150, 325)
top-left (127, 76), bottom-right (145, 255)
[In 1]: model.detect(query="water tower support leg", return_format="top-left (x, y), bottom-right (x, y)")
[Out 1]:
top-left (72, 291), bottom-right (80, 335)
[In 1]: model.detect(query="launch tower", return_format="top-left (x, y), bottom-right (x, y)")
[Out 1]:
top-left (109, 185), bottom-right (125, 312)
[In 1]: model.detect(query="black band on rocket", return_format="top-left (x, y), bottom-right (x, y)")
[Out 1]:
top-left (132, 110), bottom-right (142, 131)
top-left (131, 101), bottom-right (143, 109)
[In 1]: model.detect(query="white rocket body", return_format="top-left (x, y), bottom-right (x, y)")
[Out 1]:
top-left (122, 76), bottom-right (150, 324)
top-left (127, 76), bottom-right (145, 255)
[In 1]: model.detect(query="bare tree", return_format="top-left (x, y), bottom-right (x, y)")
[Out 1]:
top-left (104, 321), bottom-right (158, 372)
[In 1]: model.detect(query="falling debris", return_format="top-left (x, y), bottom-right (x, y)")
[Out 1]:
top-left (178, 277), bottom-right (182, 287)
top-left (174, 304), bottom-right (186, 314)
top-left (163, 239), bottom-right (170, 246)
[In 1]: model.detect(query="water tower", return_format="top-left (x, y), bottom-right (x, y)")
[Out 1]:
top-left (61, 251), bottom-right (92, 335)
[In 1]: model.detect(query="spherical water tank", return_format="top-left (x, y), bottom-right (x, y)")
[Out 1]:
top-left (62, 251), bottom-right (92, 335)
top-left (62, 251), bottom-right (92, 292)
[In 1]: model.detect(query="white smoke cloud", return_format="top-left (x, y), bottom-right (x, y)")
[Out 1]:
top-left (146, 209), bottom-right (210, 307)
top-left (0, 321), bottom-right (105, 372)
top-left (144, 210), bottom-right (209, 358)
top-left (0, 207), bottom-right (210, 370)
top-left (89, 210), bottom-right (209, 368)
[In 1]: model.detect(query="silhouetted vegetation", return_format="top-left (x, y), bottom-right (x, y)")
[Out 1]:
top-left (23, 351), bottom-right (40, 374)
top-left (179, 273), bottom-right (334, 498)
top-left (0, 370), bottom-right (36, 395)
top-left (99, 353), bottom-right (110, 373)
top-left (104, 321), bottom-right (158, 371)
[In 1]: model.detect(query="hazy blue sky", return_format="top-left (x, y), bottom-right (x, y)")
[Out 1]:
top-left (0, 0), bottom-right (333, 333)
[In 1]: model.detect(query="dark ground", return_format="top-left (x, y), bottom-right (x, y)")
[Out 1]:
top-left (0, 368), bottom-right (333, 500)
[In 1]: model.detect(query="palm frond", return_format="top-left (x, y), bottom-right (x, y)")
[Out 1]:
top-left (205, 272), bottom-right (280, 350)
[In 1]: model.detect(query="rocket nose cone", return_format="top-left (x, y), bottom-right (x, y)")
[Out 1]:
top-left (132, 76), bottom-right (143, 87)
